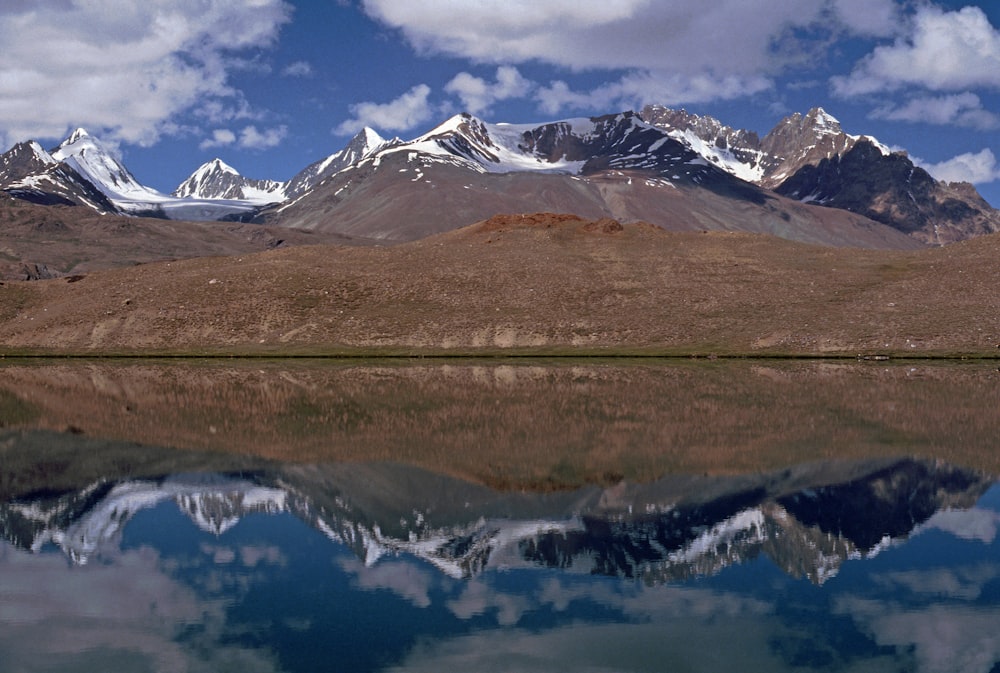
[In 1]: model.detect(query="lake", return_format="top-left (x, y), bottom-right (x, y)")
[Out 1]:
top-left (1, 358), bottom-right (999, 672)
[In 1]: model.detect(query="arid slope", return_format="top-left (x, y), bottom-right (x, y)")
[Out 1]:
top-left (1, 213), bottom-right (998, 356)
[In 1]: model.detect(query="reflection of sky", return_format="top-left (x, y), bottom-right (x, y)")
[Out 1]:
top-left (2, 488), bottom-right (1000, 672)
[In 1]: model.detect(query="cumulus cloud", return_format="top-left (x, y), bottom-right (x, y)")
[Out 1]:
top-left (873, 93), bottom-right (1000, 130)
top-left (199, 129), bottom-right (237, 151)
top-left (833, 5), bottom-right (1000, 96)
top-left (445, 66), bottom-right (533, 115)
top-left (536, 71), bottom-right (773, 115)
top-left (915, 149), bottom-right (1000, 185)
top-left (197, 124), bottom-right (288, 152)
top-left (334, 84), bottom-right (434, 135)
top-left (360, 0), bottom-right (906, 114)
top-left (238, 125), bottom-right (288, 150)
top-left (282, 60), bottom-right (313, 77)
top-left (0, 0), bottom-right (292, 148)
top-left (361, 0), bottom-right (840, 75)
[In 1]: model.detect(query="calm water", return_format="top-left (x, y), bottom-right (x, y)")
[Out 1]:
top-left (1, 359), bottom-right (999, 672)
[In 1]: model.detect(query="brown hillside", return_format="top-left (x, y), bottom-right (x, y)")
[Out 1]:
top-left (0, 194), bottom-right (360, 280)
top-left (1, 213), bottom-right (998, 356)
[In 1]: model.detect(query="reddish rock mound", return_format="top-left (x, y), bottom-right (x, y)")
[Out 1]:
top-left (476, 212), bottom-right (587, 232)
top-left (582, 217), bottom-right (625, 234)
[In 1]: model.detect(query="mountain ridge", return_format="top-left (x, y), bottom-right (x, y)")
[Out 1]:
top-left (2, 107), bottom-right (998, 247)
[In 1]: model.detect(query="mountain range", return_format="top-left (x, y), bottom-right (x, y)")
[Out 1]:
top-left (3, 106), bottom-right (998, 252)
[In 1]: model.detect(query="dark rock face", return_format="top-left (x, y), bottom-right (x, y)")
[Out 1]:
top-left (776, 141), bottom-right (1000, 244)
top-left (642, 105), bottom-right (1000, 244)
top-left (20, 262), bottom-right (61, 280)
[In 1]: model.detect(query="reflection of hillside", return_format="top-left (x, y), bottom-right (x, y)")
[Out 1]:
top-left (0, 450), bottom-right (989, 583)
top-left (2, 361), bottom-right (1000, 488)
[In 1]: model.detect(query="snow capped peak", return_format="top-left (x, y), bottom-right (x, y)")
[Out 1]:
top-left (358, 127), bottom-right (385, 149)
top-left (49, 127), bottom-right (162, 203)
top-left (173, 157), bottom-right (285, 203)
top-left (55, 128), bottom-right (104, 156)
top-left (414, 112), bottom-right (491, 143)
top-left (340, 126), bottom-right (388, 161)
top-left (207, 157), bottom-right (240, 176)
top-left (27, 140), bottom-right (56, 164)
top-left (66, 127), bottom-right (91, 144)
top-left (804, 107), bottom-right (843, 135)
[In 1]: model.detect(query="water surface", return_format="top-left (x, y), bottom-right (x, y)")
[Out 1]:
top-left (1, 359), bottom-right (999, 672)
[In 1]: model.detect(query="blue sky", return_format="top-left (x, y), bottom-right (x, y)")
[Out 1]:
top-left (1, 0), bottom-right (999, 206)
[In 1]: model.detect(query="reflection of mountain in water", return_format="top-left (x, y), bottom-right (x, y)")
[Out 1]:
top-left (0, 456), bottom-right (989, 583)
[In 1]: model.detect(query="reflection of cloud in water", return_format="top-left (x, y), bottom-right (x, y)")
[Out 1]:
top-left (388, 620), bottom-right (793, 673)
top-left (875, 566), bottom-right (1000, 601)
top-left (920, 508), bottom-right (1000, 543)
top-left (0, 542), bottom-right (280, 673)
top-left (340, 557), bottom-right (436, 608)
top-left (837, 597), bottom-right (1000, 673)
top-left (447, 579), bottom-right (530, 626)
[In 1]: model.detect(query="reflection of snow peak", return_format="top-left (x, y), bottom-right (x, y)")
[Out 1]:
top-left (3, 459), bottom-right (989, 582)
top-left (668, 508), bottom-right (767, 564)
top-left (32, 477), bottom-right (288, 564)
top-left (319, 517), bottom-right (582, 579)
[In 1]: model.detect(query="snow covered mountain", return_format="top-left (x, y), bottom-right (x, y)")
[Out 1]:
top-left (173, 158), bottom-right (286, 204)
top-left (283, 126), bottom-right (391, 199)
top-left (0, 129), bottom-right (271, 221)
top-left (51, 128), bottom-right (163, 207)
top-left (639, 105), bottom-right (887, 188)
top-left (258, 110), bottom-right (923, 248)
top-left (3, 109), bottom-right (998, 243)
top-left (640, 105), bottom-right (1000, 244)
top-left (368, 111), bottom-right (732, 183)
top-left (0, 139), bottom-right (118, 211)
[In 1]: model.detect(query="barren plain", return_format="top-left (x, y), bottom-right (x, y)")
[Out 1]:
top-left (1, 213), bottom-right (998, 357)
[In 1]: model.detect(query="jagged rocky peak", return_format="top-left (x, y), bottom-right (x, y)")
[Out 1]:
top-left (640, 104), bottom-right (762, 150)
top-left (355, 126), bottom-right (385, 150)
top-left (0, 141), bottom-right (57, 185)
top-left (173, 157), bottom-right (285, 203)
top-left (783, 107), bottom-right (843, 135)
top-left (419, 112), bottom-right (501, 159)
top-left (282, 126), bottom-right (391, 199)
top-left (207, 157), bottom-right (239, 175)
top-left (67, 127), bottom-right (90, 142)
top-left (52, 127), bottom-right (111, 161)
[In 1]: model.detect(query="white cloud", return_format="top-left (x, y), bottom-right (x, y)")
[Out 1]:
top-left (445, 66), bottom-right (533, 115)
top-left (339, 558), bottom-right (435, 609)
top-left (199, 128), bottom-right (237, 151)
top-left (361, 0), bottom-right (912, 114)
top-left (830, 0), bottom-right (901, 38)
top-left (873, 93), bottom-right (1000, 130)
top-left (361, 0), bottom-right (858, 77)
top-left (833, 5), bottom-right (1000, 96)
top-left (282, 60), bottom-right (313, 77)
top-left (238, 125), bottom-right (288, 150)
top-left (536, 71), bottom-right (773, 115)
top-left (334, 84), bottom-right (434, 135)
top-left (0, 0), bottom-right (292, 148)
top-left (915, 149), bottom-right (1000, 185)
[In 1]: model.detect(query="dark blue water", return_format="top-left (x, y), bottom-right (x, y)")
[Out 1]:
top-left (2, 465), bottom-right (999, 672)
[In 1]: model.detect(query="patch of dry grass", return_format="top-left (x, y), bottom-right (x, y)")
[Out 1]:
top-left (1, 214), bottom-right (998, 357)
